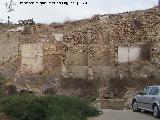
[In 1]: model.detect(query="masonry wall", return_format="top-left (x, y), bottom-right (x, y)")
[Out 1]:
top-left (0, 7), bottom-right (160, 93)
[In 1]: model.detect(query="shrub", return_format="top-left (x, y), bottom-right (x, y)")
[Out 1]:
top-left (0, 94), bottom-right (101, 120)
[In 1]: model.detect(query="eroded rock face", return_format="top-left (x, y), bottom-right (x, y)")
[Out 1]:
top-left (0, 7), bottom-right (160, 96)
top-left (4, 85), bottom-right (18, 95)
top-left (7, 74), bottom-right (58, 95)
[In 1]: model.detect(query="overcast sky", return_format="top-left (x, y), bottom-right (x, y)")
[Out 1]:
top-left (0, 0), bottom-right (158, 24)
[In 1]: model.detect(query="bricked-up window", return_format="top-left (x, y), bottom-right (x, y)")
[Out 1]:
top-left (118, 47), bottom-right (128, 63)
top-left (118, 46), bottom-right (141, 63)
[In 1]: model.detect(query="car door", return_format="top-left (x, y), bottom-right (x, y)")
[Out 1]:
top-left (137, 87), bottom-right (151, 109)
top-left (147, 87), bottom-right (159, 110)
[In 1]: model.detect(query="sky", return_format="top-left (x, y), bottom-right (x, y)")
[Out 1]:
top-left (0, 0), bottom-right (158, 24)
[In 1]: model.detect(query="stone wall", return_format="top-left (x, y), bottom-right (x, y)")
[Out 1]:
top-left (0, 7), bottom-right (160, 93)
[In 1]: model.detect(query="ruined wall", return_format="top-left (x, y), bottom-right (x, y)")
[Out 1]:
top-left (1, 7), bottom-right (160, 93)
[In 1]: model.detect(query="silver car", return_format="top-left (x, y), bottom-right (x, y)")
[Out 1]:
top-left (132, 86), bottom-right (160, 118)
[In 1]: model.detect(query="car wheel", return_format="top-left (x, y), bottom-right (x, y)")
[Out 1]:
top-left (153, 105), bottom-right (160, 118)
top-left (132, 101), bottom-right (141, 112)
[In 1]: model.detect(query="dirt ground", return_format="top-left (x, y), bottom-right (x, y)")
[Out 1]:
top-left (0, 113), bottom-right (14, 120)
top-left (88, 109), bottom-right (158, 120)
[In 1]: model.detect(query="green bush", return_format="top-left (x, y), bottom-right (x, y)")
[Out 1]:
top-left (0, 94), bottom-right (101, 120)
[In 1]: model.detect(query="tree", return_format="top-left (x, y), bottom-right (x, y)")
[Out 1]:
top-left (5, 0), bottom-right (16, 24)
top-left (5, 0), bottom-right (16, 12)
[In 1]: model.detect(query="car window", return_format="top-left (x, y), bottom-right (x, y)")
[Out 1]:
top-left (149, 87), bottom-right (159, 95)
top-left (143, 87), bottom-right (151, 95)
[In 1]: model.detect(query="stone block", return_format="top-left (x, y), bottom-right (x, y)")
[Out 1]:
top-left (54, 33), bottom-right (63, 41)
top-left (65, 66), bottom-right (88, 79)
top-left (21, 43), bottom-right (43, 74)
top-left (65, 45), bottom-right (88, 66)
